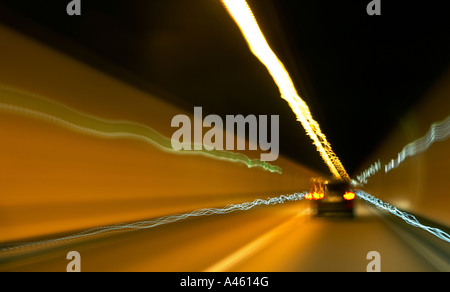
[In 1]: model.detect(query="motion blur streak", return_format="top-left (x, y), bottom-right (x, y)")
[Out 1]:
top-left (357, 115), bottom-right (450, 184)
top-left (355, 190), bottom-right (450, 243)
top-left (0, 192), bottom-right (306, 255)
top-left (0, 86), bottom-right (281, 173)
top-left (385, 115), bottom-right (450, 173)
top-left (221, 0), bottom-right (349, 181)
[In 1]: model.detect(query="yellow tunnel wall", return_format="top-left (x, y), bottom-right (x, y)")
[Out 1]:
top-left (357, 67), bottom-right (450, 226)
top-left (0, 25), bottom-right (320, 243)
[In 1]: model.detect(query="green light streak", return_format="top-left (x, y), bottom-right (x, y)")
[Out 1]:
top-left (0, 86), bottom-right (282, 174)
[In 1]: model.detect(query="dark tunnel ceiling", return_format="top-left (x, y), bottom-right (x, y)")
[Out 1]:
top-left (0, 0), bottom-right (449, 175)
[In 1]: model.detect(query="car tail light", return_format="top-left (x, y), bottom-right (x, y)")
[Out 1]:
top-left (343, 192), bottom-right (356, 201)
top-left (312, 192), bottom-right (324, 200)
top-left (305, 192), bottom-right (324, 200)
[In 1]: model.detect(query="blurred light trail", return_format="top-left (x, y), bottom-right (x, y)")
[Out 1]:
top-left (384, 115), bottom-right (450, 173)
top-left (221, 0), bottom-right (350, 181)
top-left (0, 192), bottom-right (306, 255)
top-left (356, 160), bottom-right (381, 185)
top-left (0, 85), bottom-right (281, 173)
top-left (357, 115), bottom-right (450, 184)
top-left (355, 190), bottom-right (450, 243)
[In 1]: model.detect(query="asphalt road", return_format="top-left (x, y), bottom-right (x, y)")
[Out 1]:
top-left (0, 199), bottom-right (439, 272)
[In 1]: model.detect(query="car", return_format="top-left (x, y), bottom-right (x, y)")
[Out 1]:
top-left (307, 178), bottom-right (356, 218)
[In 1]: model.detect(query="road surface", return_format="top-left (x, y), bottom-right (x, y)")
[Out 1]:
top-left (0, 199), bottom-right (440, 272)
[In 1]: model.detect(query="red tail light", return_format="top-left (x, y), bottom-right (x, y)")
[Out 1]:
top-left (343, 192), bottom-right (356, 201)
top-left (316, 192), bottom-right (325, 200)
top-left (306, 192), bottom-right (324, 200)
top-left (312, 192), bottom-right (324, 200)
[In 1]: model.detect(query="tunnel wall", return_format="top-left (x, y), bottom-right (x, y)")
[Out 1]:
top-left (357, 67), bottom-right (450, 226)
top-left (0, 25), bottom-right (320, 243)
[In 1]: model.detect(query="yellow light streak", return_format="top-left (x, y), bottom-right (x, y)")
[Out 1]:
top-left (221, 0), bottom-right (350, 181)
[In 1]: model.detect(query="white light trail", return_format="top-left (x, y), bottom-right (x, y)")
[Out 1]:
top-left (0, 192), bottom-right (306, 255)
top-left (356, 190), bottom-right (450, 243)
top-left (357, 115), bottom-right (450, 185)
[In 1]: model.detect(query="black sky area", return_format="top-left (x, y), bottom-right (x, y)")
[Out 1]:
top-left (0, 0), bottom-right (449, 176)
